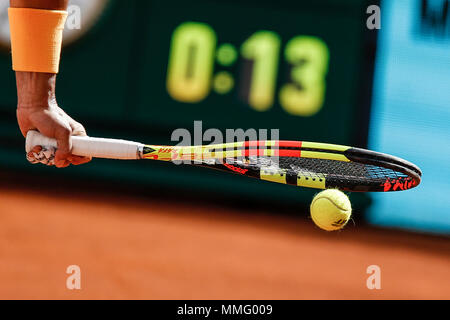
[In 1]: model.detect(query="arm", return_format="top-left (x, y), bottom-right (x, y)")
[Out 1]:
top-left (10, 0), bottom-right (91, 167)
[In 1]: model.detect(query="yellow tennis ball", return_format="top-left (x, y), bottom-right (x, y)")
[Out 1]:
top-left (310, 189), bottom-right (352, 231)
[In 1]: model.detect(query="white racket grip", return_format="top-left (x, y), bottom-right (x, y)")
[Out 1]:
top-left (26, 130), bottom-right (143, 160)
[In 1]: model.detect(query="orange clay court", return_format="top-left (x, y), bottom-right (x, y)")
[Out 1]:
top-left (0, 183), bottom-right (449, 300)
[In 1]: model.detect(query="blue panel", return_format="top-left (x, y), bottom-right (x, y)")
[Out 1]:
top-left (369, 0), bottom-right (450, 234)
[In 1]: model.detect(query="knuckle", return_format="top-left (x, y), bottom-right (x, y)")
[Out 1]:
top-left (56, 125), bottom-right (72, 138)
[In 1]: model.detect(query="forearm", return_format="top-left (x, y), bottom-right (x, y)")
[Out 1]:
top-left (10, 0), bottom-right (90, 167)
top-left (10, 0), bottom-right (68, 108)
top-left (15, 72), bottom-right (56, 109)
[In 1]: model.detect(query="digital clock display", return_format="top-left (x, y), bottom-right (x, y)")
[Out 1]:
top-left (131, 0), bottom-right (372, 146)
top-left (166, 22), bottom-right (329, 117)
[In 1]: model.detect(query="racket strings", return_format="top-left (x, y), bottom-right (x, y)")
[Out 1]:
top-left (284, 157), bottom-right (408, 180)
top-left (225, 156), bottom-right (408, 181)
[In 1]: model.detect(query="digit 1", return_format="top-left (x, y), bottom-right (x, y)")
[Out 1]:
top-left (167, 22), bottom-right (217, 103)
top-left (241, 31), bottom-right (281, 111)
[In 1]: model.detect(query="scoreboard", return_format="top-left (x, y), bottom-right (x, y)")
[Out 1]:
top-left (0, 0), bottom-right (376, 208)
top-left (131, 0), bottom-right (374, 145)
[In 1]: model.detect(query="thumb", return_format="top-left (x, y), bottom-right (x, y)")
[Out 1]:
top-left (54, 125), bottom-right (73, 167)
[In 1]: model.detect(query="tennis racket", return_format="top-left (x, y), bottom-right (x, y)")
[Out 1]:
top-left (25, 130), bottom-right (421, 192)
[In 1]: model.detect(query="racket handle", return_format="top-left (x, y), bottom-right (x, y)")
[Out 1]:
top-left (25, 130), bottom-right (142, 160)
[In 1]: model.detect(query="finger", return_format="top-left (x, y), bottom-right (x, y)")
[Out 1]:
top-left (67, 121), bottom-right (90, 165)
top-left (54, 125), bottom-right (72, 166)
top-left (69, 155), bottom-right (92, 166)
top-left (55, 158), bottom-right (70, 168)
top-left (69, 121), bottom-right (87, 137)
top-left (54, 124), bottom-right (72, 155)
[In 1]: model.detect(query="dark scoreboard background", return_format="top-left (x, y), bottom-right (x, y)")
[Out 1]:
top-left (0, 0), bottom-right (377, 209)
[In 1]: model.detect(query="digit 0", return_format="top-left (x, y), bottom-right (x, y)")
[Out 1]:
top-left (166, 22), bottom-right (217, 103)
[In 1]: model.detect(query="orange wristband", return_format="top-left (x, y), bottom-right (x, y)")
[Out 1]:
top-left (8, 8), bottom-right (68, 73)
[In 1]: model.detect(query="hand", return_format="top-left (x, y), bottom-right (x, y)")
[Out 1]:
top-left (18, 103), bottom-right (92, 168)
top-left (15, 72), bottom-right (91, 168)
